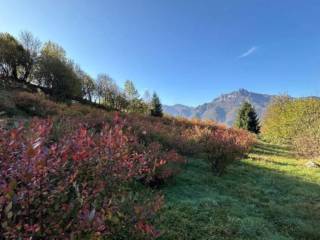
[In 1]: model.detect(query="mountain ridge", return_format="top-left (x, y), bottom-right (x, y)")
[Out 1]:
top-left (163, 89), bottom-right (275, 126)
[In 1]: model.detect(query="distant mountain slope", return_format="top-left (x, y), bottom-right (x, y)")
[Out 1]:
top-left (163, 89), bottom-right (275, 126)
top-left (162, 104), bottom-right (195, 118)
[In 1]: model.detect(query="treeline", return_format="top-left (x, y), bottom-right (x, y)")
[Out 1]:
top-left (262, 96), bottom-right (320, 159)
top-left (0, 31), bottom-right (163, 116)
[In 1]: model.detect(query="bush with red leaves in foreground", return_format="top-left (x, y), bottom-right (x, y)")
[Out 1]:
top-left (0, 110), bottom-right (255, 238)
top-left (0, 116), bottom-right (168, 239)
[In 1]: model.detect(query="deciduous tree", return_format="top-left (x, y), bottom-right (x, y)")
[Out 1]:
top-left (96, 74), bottom-right (120, 109)
top-left (124, 80), bottom-right (139, 100)
top-left (19, 31), bottom-right (41, 82)
top-left (75, 65), bottom-right (96, 102)
top-left (34, 41), bottom-right (82, 100)
top-left (0, 33), bottom-right (32, 85)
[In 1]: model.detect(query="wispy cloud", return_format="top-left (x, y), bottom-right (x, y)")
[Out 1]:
top-left (238, 46), bottom-right (258, 58)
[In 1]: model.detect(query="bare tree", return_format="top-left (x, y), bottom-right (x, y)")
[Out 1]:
top-left (19, 31), bottom-right (41, 83)
top-left (19, 31), bottom-right (41, 59)
top-left (96, 74), bottom-right (120, 108)
top-left (74, 65), bottom-right (96, 102)
top-left (124, 80), bottom-right (139, 100)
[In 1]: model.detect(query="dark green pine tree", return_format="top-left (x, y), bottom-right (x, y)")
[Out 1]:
top-left (150, 92), bottom-right (163, 117)
top-left (235, 102), bottom-right (260, 134)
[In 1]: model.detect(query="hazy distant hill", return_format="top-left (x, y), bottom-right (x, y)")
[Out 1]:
top-left (163, 89), bottom-right (275, 126)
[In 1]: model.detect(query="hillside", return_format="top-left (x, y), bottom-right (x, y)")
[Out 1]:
top-left (164, 89), bottom-right (274, 126)
top-left (1, 89), bottom-right (319, 239)
top-left (0, 89), bottom-right (256, 239)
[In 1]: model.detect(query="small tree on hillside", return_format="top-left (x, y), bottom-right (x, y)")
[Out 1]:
top-left (96, 74), bottom-right (120, 109)
top-left (235, 102), bottom-right (260, 134)
top-left (123, 80), bottom-right (148, 113)
top-left (150, 92), bottom-right (163, 117)
top-left (124, 80), bottom-right (139, 100)
top-left (143, 90), bottom-right (152, 104)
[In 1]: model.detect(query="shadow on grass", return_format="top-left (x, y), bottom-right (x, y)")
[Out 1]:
top-left (157, 142), bottom-right (320, 240)
top-left (251, 141), bottom-right (295, 158)
top-left (249, 155), bottom-right (297, 167)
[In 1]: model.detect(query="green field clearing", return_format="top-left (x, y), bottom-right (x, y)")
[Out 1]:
top-left (157, 142), bottom-right (320, 240)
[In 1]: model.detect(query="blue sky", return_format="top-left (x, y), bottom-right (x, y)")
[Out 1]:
top-left (1, 0), bottom-right (320, 106)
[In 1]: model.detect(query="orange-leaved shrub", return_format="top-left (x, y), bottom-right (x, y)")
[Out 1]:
top-left (13, 91), bottom-right (61, 117)
top-left (196, 126), bottom-right (255, 175)
top-left (0, 91), bottom-right (106, 119)
top-left (125, 114), bottom-right (255, 175)
top-left (7, 91), bottom-right (256, 174)
top-left (0, 115), bottom-right (175, 239)
top-left (0, 99), bottom-right (256, 238)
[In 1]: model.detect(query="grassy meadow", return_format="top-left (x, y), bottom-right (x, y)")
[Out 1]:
top-left (157, 141), bottom-right (320, 240)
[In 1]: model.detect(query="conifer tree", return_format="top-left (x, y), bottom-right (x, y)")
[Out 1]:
top-left (150, 92), bottom-right (163, 117)
top-left (235, 102), bottom-right (260, 134)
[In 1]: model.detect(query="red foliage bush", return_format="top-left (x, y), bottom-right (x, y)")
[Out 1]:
top-left (138, 142), bottom-right (186, 187)
top-left (197, 127), bottom-right (255, 175)
top-left (0, 104), bottom-right (256, 238)
top-left (0, 116), bottom-right (166, 239)
top-left (125, 115), bottom-right (255, 175)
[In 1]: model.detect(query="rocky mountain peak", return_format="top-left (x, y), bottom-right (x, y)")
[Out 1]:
top-left (163, 89), bottom-right (275, 126)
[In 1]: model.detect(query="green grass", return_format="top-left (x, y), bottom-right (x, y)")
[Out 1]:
top-left (156, 141), bottom-right (320, 240)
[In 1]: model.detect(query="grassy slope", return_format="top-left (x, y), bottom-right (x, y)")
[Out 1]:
top-left (157, 142), bottom-right (320, 240)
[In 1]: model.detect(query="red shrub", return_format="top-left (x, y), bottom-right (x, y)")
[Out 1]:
top-left (0, 116), bottom-right (164, 239)
top-left (125, 115), bottom-right (255, 175)
top-left (138, 142), bottom-right (186, 187)
top-left (0, 109), bottom-right (256, 238)
top-left (198, 127), bottom-right (256, 175)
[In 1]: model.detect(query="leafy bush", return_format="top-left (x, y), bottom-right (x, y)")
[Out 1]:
top-left (14, 91), bottom-right (60, 116)
top-left (0, 93), bottom-right (256, 238)
top-left (126, 115), bottom-right (255, 175)
top-left (262, 96), bottom-right (320, 158)
top-left (0, 90), bottom-right (19, 116)
top-left (293, 118), bottom-right (320, 159)
top-left (0, 116), bottom-right (166, 239)
top-left (138, 142), bottom-right (186, 186)
top-left (4, 90), bottom-right (256, 176)
top-left (195, 127), bottom-right (255, 175)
